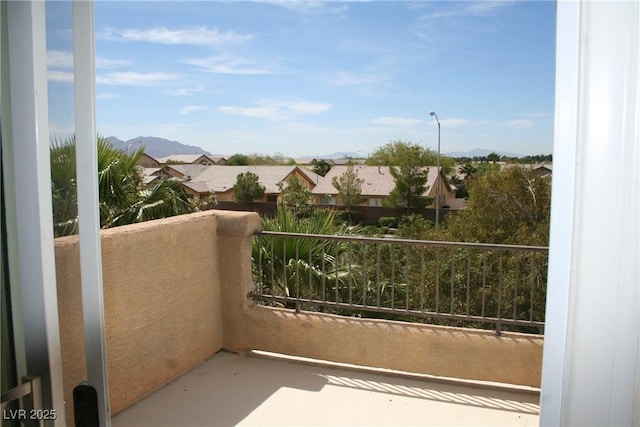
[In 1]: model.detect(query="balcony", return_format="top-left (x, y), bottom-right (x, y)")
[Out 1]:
top-left (53, 210), bottom-right (544, 425)
top-left (111, 351), bottom-right (540, 426)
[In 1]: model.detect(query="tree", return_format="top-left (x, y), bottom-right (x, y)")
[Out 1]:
top-left (449, 173), bottom-right (467, 199)
top-left (51, 135), bottom-right (196, 237)
top-left (226, 153), bottom-right (251, 165)
top-left (385, 164), bottom-right (431, 211)
top-left (487, 152), bottom-right (501, 164)
top-left (250, 152), bottom-right (294, 165)
top-left (331, 165), bottom-right (366, 221)
top-left (366, 140), bottom-right (455, 174)
top-left (233, 171), bottom-right (265, 206)
top-left (278, 175), bottom-right (312, 216)
top-left (312, 159), bottom-right (332, 177)
top-left (107, 179), bottom-right (195, 227)
top-left (446, 166), bottom-right (551, 246)
top-left (460, 162), bottom-right (477, 188)
top-left (253, 206), bottom-right (355, 304)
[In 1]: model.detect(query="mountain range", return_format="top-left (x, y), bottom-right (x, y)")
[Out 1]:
top-left (106, 136), bottom-right (526, 160)
top-left (106, 136), bottom-right (211, 158)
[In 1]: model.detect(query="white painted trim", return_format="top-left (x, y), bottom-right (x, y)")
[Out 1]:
top-left (0, 0), bottom-right (28, 384)
top-left (541, 1), bottom-right (640, 425)
top-left (73, 1), bottom-right (111, 425)
top-left (6, 2), bottom-right (66, 424)
top-left (539, 1), bottom-right (580, 423)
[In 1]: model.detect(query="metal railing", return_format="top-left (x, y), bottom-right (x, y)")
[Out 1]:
top-left (252, 231), bottom-right (548, 335)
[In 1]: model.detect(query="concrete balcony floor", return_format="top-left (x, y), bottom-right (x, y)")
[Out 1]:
top-left (112, 351), bottom-right (540, 426)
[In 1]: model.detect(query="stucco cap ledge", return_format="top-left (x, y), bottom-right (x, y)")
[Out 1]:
top-left (214, 210), bottom-right (261, 237)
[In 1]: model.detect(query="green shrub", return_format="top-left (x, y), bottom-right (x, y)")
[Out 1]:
top-left (378, 216), bottom-right (400, 228)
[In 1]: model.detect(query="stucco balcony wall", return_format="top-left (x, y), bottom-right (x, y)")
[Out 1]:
top-left (54, 211), bottom-right (230, 420)
top-left (54, 210), bottom-right (543, 422)
top-left (220, 228), bottom-right (544, 388)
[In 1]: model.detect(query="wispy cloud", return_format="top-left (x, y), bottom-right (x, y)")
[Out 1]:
top-left (96, 71), bottom-right (181, 85)
top-left (411, 1), bottom-right (514, 44)
top-left (48, 70), bottom-right (74, 83)
top-left (464, 1), bottom-right (514, 16)
top-left (218, 98), bottom-right (332, 120)
top-left (49, 50), bottom-right (131, 70)
top-left (505, 119), bottom-right (534, 129)
top-left (183, 55), bottom-right (276, 75)
top-left (179, 105), bottom-right (208, 115)
top-left (48, 50), bottom-right (73, 68)
top-left (417, 1), bottom-right (512, 21)
top-left (218, 105), bottom-right (279, 120)
top-left (98, 26), bottom-right (252, 46)
top-left (165, 85), bottom-right (206, 96)
top-left (96, 57), bottom-right (131, 69)
top-left (370, 116), bottom-right (422, 127)
top-left (255, 0), bottom-right (349, 14)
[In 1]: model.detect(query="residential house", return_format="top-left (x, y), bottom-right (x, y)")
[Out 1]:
top-left (207, 155), bottom-right (227, 165)
top-left (155, 164), bottom-right (208, 180)
top-left (140, 167), bottom-right (162, 186)
top-left (156, 154), bottom-right (219, 166)
top-left (532, 163), bottom-right (552, 178)
top-left (136, 152), bottom-right (161, 168)
top-left (178, 165), bottom-right (321, 202)
top-left (294, 157), bottom-right (319, 166)
top-left (311, 165), bottom-right (459, 209)
top-left (139, 164), bottom-right (209, 187)
top-left (329, 157), bottom-right (366, 166)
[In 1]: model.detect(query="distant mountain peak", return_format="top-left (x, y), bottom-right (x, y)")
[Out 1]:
top-left (106, 136), bottom-right (211, 158)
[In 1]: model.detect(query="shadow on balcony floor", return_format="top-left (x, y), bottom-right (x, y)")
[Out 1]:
top-left (112, 350), bottom-right (539, 426)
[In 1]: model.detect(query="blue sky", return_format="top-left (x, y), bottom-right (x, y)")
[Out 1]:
top-left (47, 1), bottom-right (556, 157)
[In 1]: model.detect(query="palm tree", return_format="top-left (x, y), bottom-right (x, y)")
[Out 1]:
top-left (460, 162), bottom-right (477, 188)
top-left (487, 152), bottom-right (501, 164)
top-left (253, 206), bottom-right (357, 306)
top-left (105, 179), bottom-right (195, 227)
top-left (51, 135), bottom-right (195, 236)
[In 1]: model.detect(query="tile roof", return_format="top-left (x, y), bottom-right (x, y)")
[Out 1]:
top-left (294, 157), bottom-right (318, 165)
top-left (157, 154), bottom-right (212, 164)
top-left (161, 164), bottom-right (208, 178)
top-left (311, 165), bottom-right (449, 197)
top-left (140, 167), bottom-right (161, 176)
top-left (182, 165), bottom-right (321, 194)
top-left (330, 158), bottom-right (366, 165)
top-left (181, 181), bottom-right (211, 193)
top-left (207, 156), bottom-right (226, 163)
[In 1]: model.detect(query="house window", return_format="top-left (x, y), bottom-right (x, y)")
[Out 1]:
top-left (368, 198), bottom-right (381, 207)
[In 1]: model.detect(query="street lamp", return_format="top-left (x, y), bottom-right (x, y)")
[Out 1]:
top-left (429, 111), bottom-right (441, 227)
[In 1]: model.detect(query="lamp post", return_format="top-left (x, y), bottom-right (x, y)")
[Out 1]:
top-left (429, 111), bottom-right (441, 227)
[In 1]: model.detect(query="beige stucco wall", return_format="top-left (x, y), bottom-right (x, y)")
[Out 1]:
top-left (225, 307), bottom-right (543, 387)
top-left (55, 208), bottom-right (542, 424)
top-left (220, 224), bottom-right (544, 388)
top-left (54, 211), bottom-right (244, 421)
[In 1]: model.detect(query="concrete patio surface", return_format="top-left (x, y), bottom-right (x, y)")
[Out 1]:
top-left (112, 351), bottom-right (539, 426)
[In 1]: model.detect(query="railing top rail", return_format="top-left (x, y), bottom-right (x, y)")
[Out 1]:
top-left (256, 231), bottom-right (549, 252)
